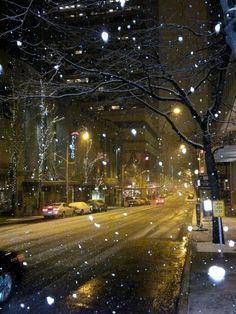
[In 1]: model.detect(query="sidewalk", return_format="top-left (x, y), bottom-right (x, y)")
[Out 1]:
top-left (0, 215), bottom-right (44, 226)
top-left (178, 215), bottom-right (236, 314)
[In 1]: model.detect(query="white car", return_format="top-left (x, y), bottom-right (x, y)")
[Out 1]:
top-left (41, 202), bottom-right (75, 218)
top-left (69, 202), bottom-right (91, 215)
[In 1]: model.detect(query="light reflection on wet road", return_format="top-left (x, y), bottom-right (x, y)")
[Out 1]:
top-left (0, 194), bottom-right (194, 313)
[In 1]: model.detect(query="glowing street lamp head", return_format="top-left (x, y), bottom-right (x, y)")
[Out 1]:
top-left (173, 107), bottom-right (181, 115)
top-left (101, 31), bottom-right (109, 43)
top-left (82, 131), bottom-right (89, 141)
top-left (180, 144), bottom-right (187, 154)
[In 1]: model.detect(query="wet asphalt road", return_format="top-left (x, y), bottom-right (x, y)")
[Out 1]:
top-left (0, 194), bottom-right (194, 313)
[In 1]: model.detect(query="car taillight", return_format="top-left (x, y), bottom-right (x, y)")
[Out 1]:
top-left (53, 207), bottom-right (58, 212)
top-left (42, 208), bottom-right (48, 212)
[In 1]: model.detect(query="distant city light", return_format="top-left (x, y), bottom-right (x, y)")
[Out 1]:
top-left (16, 40), bottom-right (22, 47)
top-left (215, 23), bottom-right (221, 34)
top-left (46, 296), bottom-right (55, 305)
top-left (194, 169), bottom-right (199, 175)
top-left (180, 144), bottom-right (187, 154)
top-left (187, 225), bottom-right (193, 232)
top-left (158, 161), bottom-right (163, 167)
top-left (0, 64), bottom-right (3, 75)
top-left (181, 147), bottom-right (187, 154)
top-left (190, 86), bottom-right (195, 93)
top-left (102, 160), bottom-right (107, 165)
top-left (120, 0), bottom-right (126, 7)
top-left (131, 128), bottom-right (137, 136)
top-left (101, 31), bottom-right (109, 42)
top-left (223, 226), bottom-right (229, 232)
top-left (178, 36), bottom-right (183, 42)
top-left (102, 133), bottom-right (106, 137)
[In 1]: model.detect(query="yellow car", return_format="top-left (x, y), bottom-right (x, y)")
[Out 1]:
top-left (69, 202), bottom-right (91, 215)
top-left (41, 202), bottom-right (74, 218)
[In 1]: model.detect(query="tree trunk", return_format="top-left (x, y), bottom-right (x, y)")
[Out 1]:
top-left (203, 134), bottom-right (224, 244)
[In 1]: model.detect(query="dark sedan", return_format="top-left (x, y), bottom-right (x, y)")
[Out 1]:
top-left (0, 250), bottom-right (26, 303)
top-left (88, 199), bottom-right (107, 212)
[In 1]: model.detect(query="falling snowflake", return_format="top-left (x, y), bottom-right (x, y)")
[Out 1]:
top-left (46, 296), bottom-right (55, 305)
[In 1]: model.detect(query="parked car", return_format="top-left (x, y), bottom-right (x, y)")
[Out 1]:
top-left (156, 197), bottom-right (165, 205)
top-left (88, 199), bottom-right (107, 212)
top-left (0, 250), bottom-right (26, 303)
top-left (127, 198), bottom-right (141, 207)
top-left (41, 202), bottom-right (74, 218)
top-left (138, 198), bottom-right (146, 205)
top-left (140, 197), bottom-right (151, 205)
top-left (69, 202), bottom-right (90, 215)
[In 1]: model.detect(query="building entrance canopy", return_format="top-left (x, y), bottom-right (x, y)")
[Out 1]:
top-left (214, 145), bottom-right (236, 162)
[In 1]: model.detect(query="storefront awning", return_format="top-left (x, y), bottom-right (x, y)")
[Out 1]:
top-left (214, 145), bottom-right (236, 162)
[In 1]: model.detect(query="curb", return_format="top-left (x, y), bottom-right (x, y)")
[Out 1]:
top-left (176, 234), bottom-right (192, 314)
top-left (176, 204), bottom-right (196, 313)
top-left (0, 216), bottom-right (44, 227)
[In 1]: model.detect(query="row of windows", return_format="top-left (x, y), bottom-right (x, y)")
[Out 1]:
top-left (66, 78), bottom-right (89, 83)
top-left (58, 0), bottom-right (130, 11)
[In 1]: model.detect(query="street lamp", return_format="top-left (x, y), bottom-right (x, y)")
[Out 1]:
top-left (180, 144), bottom-right (187, 154)
top-left (172, 107), bottom-right (181, 115)
top-left (82, 131), bottom-right (90, 141)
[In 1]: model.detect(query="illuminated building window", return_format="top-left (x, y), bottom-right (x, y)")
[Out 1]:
top-left (66, 78), bottom-right (89, 83)
top-left (59, 5), bottom-right (75, 10)
top-left (111, 105), bottom-right (120, 110)
top-left (75, 50), bottom-right (83, 55)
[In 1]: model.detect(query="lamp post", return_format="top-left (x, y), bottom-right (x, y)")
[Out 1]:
top-left (66, 146), bottom-right (69, 203)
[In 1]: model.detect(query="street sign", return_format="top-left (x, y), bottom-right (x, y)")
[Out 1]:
top-left (213, 200), bottom-right (225, 217)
